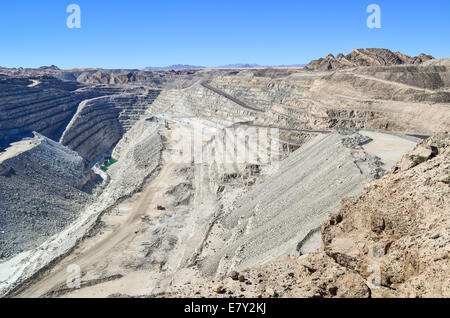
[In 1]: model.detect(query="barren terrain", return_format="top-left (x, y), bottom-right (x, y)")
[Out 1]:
top-left (0, 49), bottom-right (449, 298)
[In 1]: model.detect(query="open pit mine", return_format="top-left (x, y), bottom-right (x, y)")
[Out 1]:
top-left (0, 49), bottom-right (449, 298)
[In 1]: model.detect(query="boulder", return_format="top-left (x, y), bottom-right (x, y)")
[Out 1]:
top-left (399, 145), bottom-right (437, 170)
top-left (229, 271), bottom-right (239, 281)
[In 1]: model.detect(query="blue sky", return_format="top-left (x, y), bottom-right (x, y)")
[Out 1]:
top-left (0, 0), bottom-right (448, 69)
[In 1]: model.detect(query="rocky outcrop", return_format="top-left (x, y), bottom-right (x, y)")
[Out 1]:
top-left (315, 133), bottom-right (450, 297)
top-left (0, 133), bottom-right (98, 260)
top-left (161, 254), bottom-right (371, 298)
top-left (305, 48), bottom-right (435, 71)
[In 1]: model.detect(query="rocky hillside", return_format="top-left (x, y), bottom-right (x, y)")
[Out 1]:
top-left (166, 133), bottom-right (449, 298)
top-left (305, 48), bottom-right (435, 71)
top-left (313, 133), bottom-right (449, 298)
top-left (0, 133), bottom-right (99, 260)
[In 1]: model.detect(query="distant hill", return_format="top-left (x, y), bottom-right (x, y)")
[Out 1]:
top-left (144, 63), bottom-right (305, 70)
top-left (305, 48), bottom-right (435, 71)
top-left (219, 63), bottom-right (306, 68)
top-left (39, 65), bottom-right (60, 70)
top-left (144, 64), bottom-right (206, 71)
top-left (217, 64), bottom-right (262, 68)
top-left (274, 64), bottom-right (306, 68)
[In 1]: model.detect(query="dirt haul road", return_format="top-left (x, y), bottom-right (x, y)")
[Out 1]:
top-left (15, 123), bottom-right (193, 298)
top-left (16, 164), bottom-right (178, 297)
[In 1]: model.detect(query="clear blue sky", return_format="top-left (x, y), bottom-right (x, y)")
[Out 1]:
top-left (0, 0), bottom-right (448, 69)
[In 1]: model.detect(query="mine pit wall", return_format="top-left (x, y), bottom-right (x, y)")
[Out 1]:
top-left (59, 89), bottom-right (160, 163)
top-left (0, 76), bottom-right (118, 150)
top-left (148, 85), bottom-right (257, 127)
top-left (59, 96), bottom-right (125, 164)
top-left (145, 67), bottom-right (449, 136)
top-left (203, 74), bottom-right (359, 131)
top-left (201, 67), bottom-right (450, 134)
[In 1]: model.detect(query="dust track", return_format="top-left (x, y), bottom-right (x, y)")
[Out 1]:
top-left (16, 160), bottom-right (175, 298)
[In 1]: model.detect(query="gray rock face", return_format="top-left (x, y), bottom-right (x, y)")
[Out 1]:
top-left (59, 88), bottom-right (160, 163)
top-left (0, 76), bottom-right (115, 150)
top-left (0, 133), bottom-right (98, 260)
